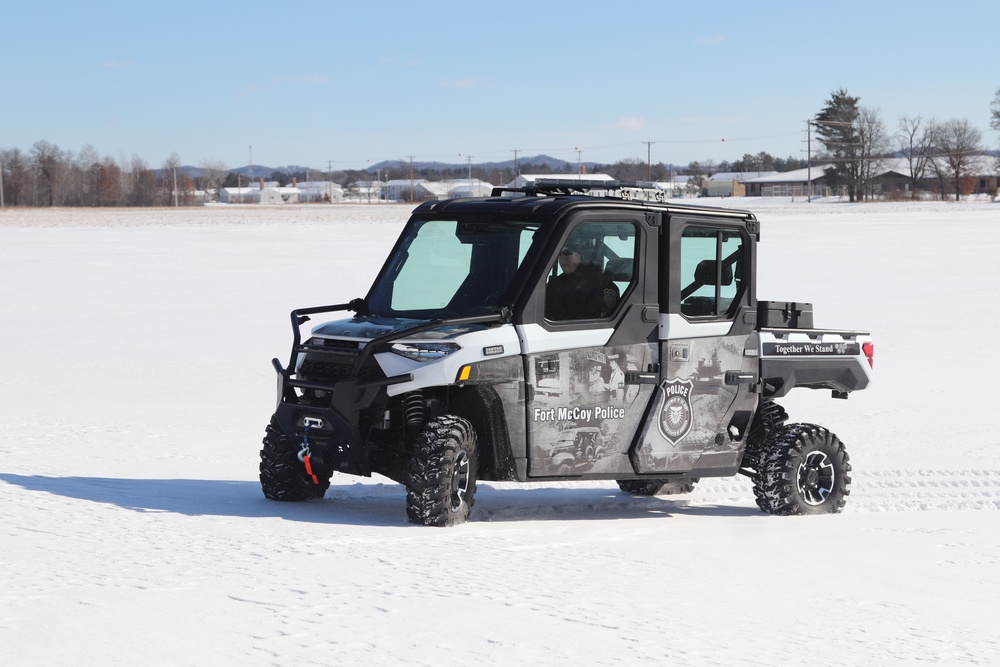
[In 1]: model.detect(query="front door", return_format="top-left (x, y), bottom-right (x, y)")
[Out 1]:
top-left (518, 214), bottom-right (660, 477)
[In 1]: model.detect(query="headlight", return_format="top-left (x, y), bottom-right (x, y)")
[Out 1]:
top-left (389, 341), bottom-right (460, 362)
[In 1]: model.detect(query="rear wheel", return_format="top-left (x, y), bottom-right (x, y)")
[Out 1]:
top-left (754, 423), bottom-right (851, 515)
top-left (616, 477), bottom-right (699, 496)
top-left (746, 400), bottom-right (789, 511)
top-left (406, 415), bottom-right (479, 526)
top-left (259, 416), bottom-right (331, 501)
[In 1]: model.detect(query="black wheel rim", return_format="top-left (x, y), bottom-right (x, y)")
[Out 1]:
top-left (797, 451), bottom-right (835, 506)
top-left (450, 450), bottom-right (470, 512)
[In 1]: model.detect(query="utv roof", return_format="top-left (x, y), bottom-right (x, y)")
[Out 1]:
top-left (411, 178), bottom-right (756, 221)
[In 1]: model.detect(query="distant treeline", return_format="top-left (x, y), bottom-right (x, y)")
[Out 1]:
top-left (0, 140), bottom-right (808, 208)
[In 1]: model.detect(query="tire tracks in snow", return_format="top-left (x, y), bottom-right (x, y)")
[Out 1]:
top-left (473, 469), bottom-right (1000, 520)
top-left (848, 469), bottom-right (1000, 512)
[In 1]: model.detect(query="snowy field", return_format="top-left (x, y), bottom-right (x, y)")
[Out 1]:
top-left (2, 199), bottom-right (999, 665)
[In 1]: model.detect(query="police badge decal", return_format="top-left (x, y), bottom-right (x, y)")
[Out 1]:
top-left (657, 378), bottom-right (694, 445)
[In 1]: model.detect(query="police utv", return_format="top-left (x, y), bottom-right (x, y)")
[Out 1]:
top-left (261, 180), bottom-right (874, 525)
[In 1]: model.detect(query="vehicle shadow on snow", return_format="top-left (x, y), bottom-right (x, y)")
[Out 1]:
top-left (0, 473), bottom-right (407, 527)
top-left (473, 485), bottom-right (761, 522)
top-left (0, 473), bottom-right (759, 526)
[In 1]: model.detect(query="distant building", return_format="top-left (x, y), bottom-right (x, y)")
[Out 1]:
top-left (218, 187), bottom-right (257, 204)
top-left (654, 176), bottom-right (692, 198)
top-left (383, 178), bottom-right (495, 201)
top-left (256, 185), bottom-right (300, 204)
top-left (507, 173), bottom-right (615, 189)
top-left (890, 154), bottom-right (998, 197)
top-left (444, 178), bottom-right (494, 198)
top-left (384, 178), bottom-right (432, 202)
top-left (351, 180), bottom-right (386, 203)
top-left (744, 166), bottom-right (833, 198)
top-left (297, 180), bottom-right (343, 202)
top-left (743, 155), bottom-right (998, 199)
top-left (219, 177), bottom-right (343, 204)
top-left (704, 171), bottom-right (777, 197)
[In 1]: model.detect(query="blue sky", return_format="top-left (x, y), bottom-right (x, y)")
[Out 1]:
top-left (3, 0), bottom-right (997, 171)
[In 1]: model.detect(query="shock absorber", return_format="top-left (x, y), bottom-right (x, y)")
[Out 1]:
top-left (402, 391), bottom-right (425, 430)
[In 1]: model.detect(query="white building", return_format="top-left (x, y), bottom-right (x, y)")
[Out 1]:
top-left (443, 178), bottom-right (494, 198)
top-left (218, 187), bottom-right (257, 204)
top-left (506, 173), bottom-right (616, 189)
top-left (654, 176), bottom-right (692, 197)
top-left (383, 178), bottom-right (495, 201)
top-left (296, 181), bottom-right (343, 202)
top-left (219, 179), bottom-right (314, 204)
top-left (257, 186), bottom-right (299, 204)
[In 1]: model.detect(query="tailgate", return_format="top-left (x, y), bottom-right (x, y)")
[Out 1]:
top-left (758, 329), bottom-right (874, 398)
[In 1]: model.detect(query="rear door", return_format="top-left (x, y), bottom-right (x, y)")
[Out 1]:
top-left (630, 215), bottom-right (760, 475)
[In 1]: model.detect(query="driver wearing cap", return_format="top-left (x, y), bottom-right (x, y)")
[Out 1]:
top-left (545, 234), bottom-right (619, 321)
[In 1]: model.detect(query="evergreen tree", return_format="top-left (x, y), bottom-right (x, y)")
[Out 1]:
top-left (815, 89), bottom-right (862, 201)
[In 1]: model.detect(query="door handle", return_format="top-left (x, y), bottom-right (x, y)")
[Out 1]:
top-left (724, 371), bottom-right (758, 386)
top-left (625, 372), bottom-right (658, 385)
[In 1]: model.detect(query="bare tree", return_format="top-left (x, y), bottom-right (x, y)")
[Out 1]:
top-left (991, 89), bottom-right (1000, 183)
top-left (128, 155), bottom-right (157, 206)
top-left (31, 140), bottom-right (66, 206)
top-left (685, 161), bottom-right (705, 196)
top-left (897, 115), bottom-right (935, 199)
top-left (1, 148), bottom-right (29, 206)
top-left (68, 144), bottom-right (100, 206)
top-left (199, 159), bottom-right (228, 201)
top-left (162, 153), bottom-right (182, 206)
top-left (991, 87), bottom-right (1000, 135)
top-left (92, 156), bottom-right (124, 206)
top-left (855, 105), bottom-right (891, 200)
top-left (607, 158), bottom-right (646, 181)
top-left (935, 119), bottom-right (984, 201)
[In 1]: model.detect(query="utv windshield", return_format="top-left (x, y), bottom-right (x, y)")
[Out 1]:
top-left (367, 218), bottom-right (540, 319)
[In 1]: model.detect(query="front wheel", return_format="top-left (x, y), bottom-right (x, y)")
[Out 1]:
top-left (406, 415), bottom-right (479, 526)
top-left (259, 416), bottom-right (331, 501)
top-left (754, 423), bottom-right (851, 515)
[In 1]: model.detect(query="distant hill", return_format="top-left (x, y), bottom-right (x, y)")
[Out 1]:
top-left (226, 165), bottom-right (318, 178)
top-left (157, 155), bottom-right (606, 181)
top-left (368, 154), bottom-right (591, 173)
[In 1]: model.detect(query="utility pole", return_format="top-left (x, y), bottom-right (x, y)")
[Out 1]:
top-left (806, 120), bottom-right (812, 202)
top-left (642, 140), bottom-right (655, 180)
top-left (406, 155), bottom-right (415, 203)
top-left (806, 118), bottom-right (854, 202)
top-left (510, 148), bottom-right (521, 185)
top-left (575, 147), bottom-right (582, 175)
top-left (0, 154), bottom-right (5, 208)
top-left (327, 160), bottom-right (333, 203)
top-left (462, 155), bottom-right (473, 197)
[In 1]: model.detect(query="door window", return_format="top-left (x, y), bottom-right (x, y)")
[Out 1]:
top-left (545, 222), bottom-right (638, 321)
top-left (679, 228), bottom-right (745, 319)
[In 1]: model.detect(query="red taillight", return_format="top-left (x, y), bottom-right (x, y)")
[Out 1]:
top-left (863, 341), bottom-right (874, 368)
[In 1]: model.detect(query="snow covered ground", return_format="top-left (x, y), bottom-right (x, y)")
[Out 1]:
top-left (2, 199), bottom-right (999, 665)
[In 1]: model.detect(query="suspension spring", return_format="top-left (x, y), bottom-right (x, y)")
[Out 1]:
top-left (402, 391), bottom-right (426, 430)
